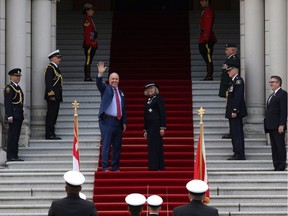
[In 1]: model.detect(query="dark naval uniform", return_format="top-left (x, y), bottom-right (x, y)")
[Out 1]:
top-left (225, 75), bottom-right (247, 159)
top-left (44, 63), bottom-right (63, 139)
top-left (4, 71), bottom-right (24, 161)
top-left (219, 53), bottom-right (240, 98)
top-left (144, 94), bottom-right (166, 171)
top-left (48, 194), bottom-right (97, 216)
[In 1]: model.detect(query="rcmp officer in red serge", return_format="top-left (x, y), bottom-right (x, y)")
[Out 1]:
top-left (82, 3), bottom-right (98, 81)
top-left (143, 81), bottom-right (166, 171)
top-left (4, 68), bottom-right (24, 162)
top-left (199, 0), bottom-right (217, 81)
top-left (45, 50), bottom-right (63, 140)
top-left (225, 61), bottom-right (247, 160)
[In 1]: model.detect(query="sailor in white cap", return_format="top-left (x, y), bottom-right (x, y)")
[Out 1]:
top-left (45, 49), bottom-right (63, 140)
top-left (48, 171), bottom-right (98, 216)
top-left (125, 193), bottom-right (146, 216)
top-left (172, 179), bottom-right (219, 216)
top-left (147, 195), bottom-right (163, 216)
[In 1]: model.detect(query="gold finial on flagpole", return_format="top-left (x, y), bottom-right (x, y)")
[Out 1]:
top-left (198, 107), bottom-right (205, 124)
top-left (72, 100), bottom-right (79, 116)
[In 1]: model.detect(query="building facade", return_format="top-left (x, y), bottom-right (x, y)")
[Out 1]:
top-left (0, 0), bottom-right (287, 159)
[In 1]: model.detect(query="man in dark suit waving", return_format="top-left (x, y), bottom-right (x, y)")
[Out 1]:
top-left (172, 179), bottom-right (219, 216)
top-left (264, 75), bottom-right (287, 171)
top-left (96, 61), bottom-right (127, 172)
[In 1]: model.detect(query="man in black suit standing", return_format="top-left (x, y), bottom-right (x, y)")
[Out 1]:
top-left (172, 179), bottom-right (219, 216)
top-left (4, 68), bottom-right (24, 162)
top-left (48, 170), bottom-right (98, 216)
top-left (225, 62), bottom-right (247, 160)
top-left (264, 75), bottom-right (287, 171)
top-left (44, 50), bottom-right (63, 140)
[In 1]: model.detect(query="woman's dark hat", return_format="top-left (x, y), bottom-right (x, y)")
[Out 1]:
top-left (144, 81), bottom-right (159, 90)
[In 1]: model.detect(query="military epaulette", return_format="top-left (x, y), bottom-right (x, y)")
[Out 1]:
top-left (84, 21), bottom-right (90, 27)
top-left (4, 85), bottom-right (11, 93)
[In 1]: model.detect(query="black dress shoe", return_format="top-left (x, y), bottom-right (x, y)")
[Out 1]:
top-left (227, 155), bottom-right (246, 160)
top-left (203, 76), bottom-right (213, 81)
top-left (222, 134), bottom-right (231, 139)
top-left (7, 158), bottom-right (24, 162)
top-left (84, 77), bottom-right (93, 81)
top-left (46, 136), bottom-right (62, 140)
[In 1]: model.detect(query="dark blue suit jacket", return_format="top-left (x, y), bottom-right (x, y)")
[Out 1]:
top-left (96, 75), bottom-right (127, 125)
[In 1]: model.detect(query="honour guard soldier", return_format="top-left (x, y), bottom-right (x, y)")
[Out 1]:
top-left (144, 81), bottom-right (166, 171)
top-left (4, 68), bottom-right (24, 162)
top-left (45, 50), bottom-right (63, 140)
top-left (125, 193), bottom-right (146, 216)
top-left (48, 170), bottom-right (98, 216)
top-left (82, 3), bottom-right (98, 81)
top-left (172, 180), bottom-right (219, 216)
top-left (147, 195), bottom-right (163, 216)
top-left (225, 62), bottom-right (247, 160)
top-left (219, 43), bottom-right (240, 139)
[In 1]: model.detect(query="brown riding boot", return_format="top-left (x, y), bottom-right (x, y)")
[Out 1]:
top-left (203, 62), bottom-right (214, 80)
top-left (84, 65), bottom-right (93, 81)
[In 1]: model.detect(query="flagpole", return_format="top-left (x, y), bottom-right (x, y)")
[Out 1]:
top-left (198, 107), bottom-right (205, 179)
top-left (72, 100), bottom-right (80, 171)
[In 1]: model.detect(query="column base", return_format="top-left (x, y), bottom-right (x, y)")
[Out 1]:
top-left (244, 106), bottom-right (266, 138)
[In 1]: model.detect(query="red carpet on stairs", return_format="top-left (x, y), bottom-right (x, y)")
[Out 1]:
top-left (94, 11), bottom-right (194, 216)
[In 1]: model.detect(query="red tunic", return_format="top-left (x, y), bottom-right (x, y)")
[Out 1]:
top-left (83, 16), bottom-right (97, 48)
top-left (199, 6), bottom-right (217, 44)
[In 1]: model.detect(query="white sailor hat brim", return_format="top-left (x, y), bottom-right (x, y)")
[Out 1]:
top-left (125, 193), bottom-right (146, 206)
top-left (147, 195), bottom-right (163, 207)
top-left (48, 49), bottom-right (62, 59)
top-left (63, 170), bottom-right (85, 187)
top-left (186, 179), bottom-right (208, 194)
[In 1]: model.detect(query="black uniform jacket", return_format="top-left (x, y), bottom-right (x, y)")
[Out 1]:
top-left (264, 88), bottom-right (287, 131)
top-left (44, 63), bottom-right (63, 101)
top-left (225, 75), bottom-right (247, 119)
top-left (144, 94), bottom-right (166, 130)
top-left (48, 195), bottom-right (98, 216)
top-left (173, 200), bottom-right (219, 216)
top-left (4, 82), bottom-right (24, 121)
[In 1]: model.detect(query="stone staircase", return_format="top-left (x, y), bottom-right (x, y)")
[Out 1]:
top-left (0, 9), bottom-right (287, 216)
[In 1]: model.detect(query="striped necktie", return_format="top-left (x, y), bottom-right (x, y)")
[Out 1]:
top-left (114, 88), bottom-right (122, 120)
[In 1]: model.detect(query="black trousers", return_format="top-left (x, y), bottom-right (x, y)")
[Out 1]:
top-left (146, 120), bottom-right (165, 171)
top-left (268, 130), bottom-right (287, 170)
top-left (199, 41), bottom-right (215, 64)
top-left (45, 100), bottom-right (60, 138)
top-left (229, 117), bottom-right (245, 158)
top-left (7, 119), bottom-right (23, 159)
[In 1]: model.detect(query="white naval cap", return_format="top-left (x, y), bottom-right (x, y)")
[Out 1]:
top-left (48, 49), bottom-right (62, 59)
top-left (125, 193), bottom-right (146, 206)
top-left (79, 192), bottom-right (86, 200)
top-left (186, 179), bottom-right (208, 194)
top-left (147, 195), bottom-right (163, 207)
top-left (63, 170), bottom-right (85, 187)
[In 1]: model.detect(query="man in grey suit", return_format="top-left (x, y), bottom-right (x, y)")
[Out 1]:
top-left (48, 170), bottom-right (97, 216)
top-left (264, 75), bottom-right (287, 171)
top-left (172, 179), bottom-right (219, 216)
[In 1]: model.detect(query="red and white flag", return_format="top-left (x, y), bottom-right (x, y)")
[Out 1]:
top-left (193, 121), bottom-right (210, 204)
top-left (73, 111), bottom-right (80, 171)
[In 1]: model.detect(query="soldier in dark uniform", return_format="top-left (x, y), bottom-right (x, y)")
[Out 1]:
top-left (219, 43), bottom-right (240, 139)
top-left (225, 62), bottom-right (247, 160)
top-left (48, 170), bottom-right (98, 216)
top-left (147, 195), bottom-right (163, 216)
top-left (143, 81), bottom-right (166, 171)
top-left (125, 193), bottom-right (146, 216)
top-left (4, 68), bottom-right (24, 162)
top-left (45, 50), bottom-right (63, 140)
top-left (82, 3), bottom-right (98, 81)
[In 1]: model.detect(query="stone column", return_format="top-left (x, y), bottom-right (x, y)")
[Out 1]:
top-left (51, 0), bottom-right (57, 50)
top-left (243, 0), bottom-right (265, 138)
top-left (0, 0), bottom-right (6, 164)
top-left (6, 0), bottom-right (30, 146)
top-left (267, 0), bottom-right (287, 90)
top-left (31, 0), bottom-right (52, 138)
